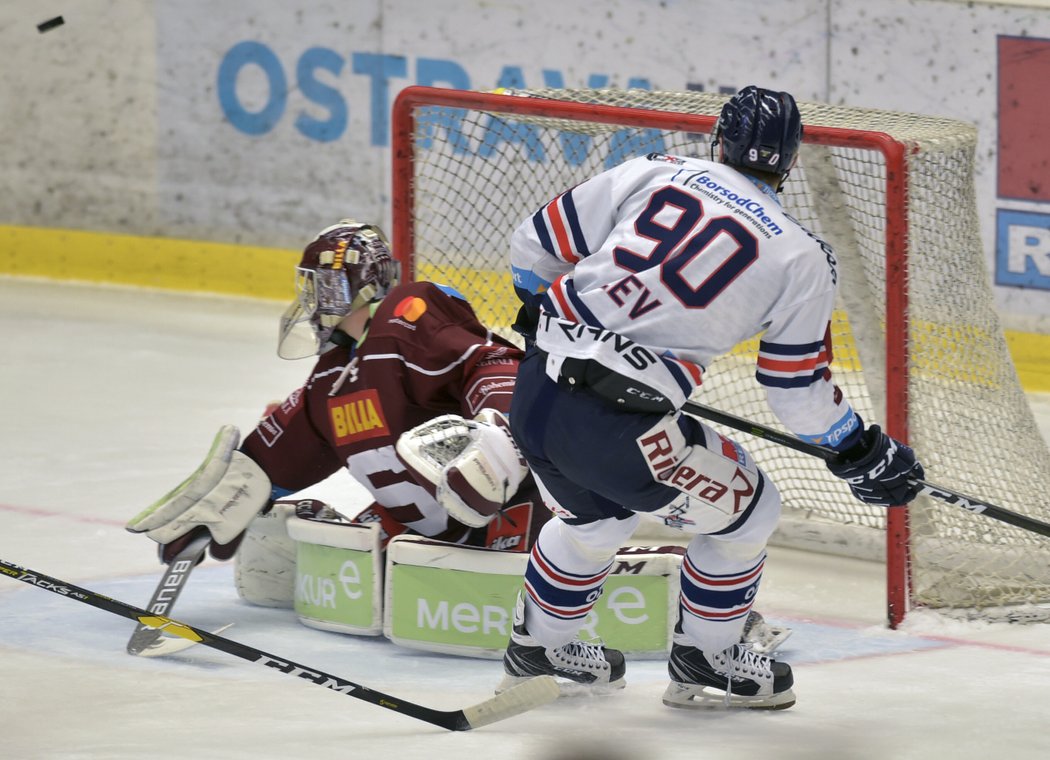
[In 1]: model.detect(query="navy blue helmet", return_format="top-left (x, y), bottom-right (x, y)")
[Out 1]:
top-left (713, 86), bottom-right (803, 178)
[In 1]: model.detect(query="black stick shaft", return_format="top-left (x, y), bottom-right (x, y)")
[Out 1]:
top-left (0, 558), bottom-right (472, 729)
top-left (683, 400), bottom-right (1050, 539)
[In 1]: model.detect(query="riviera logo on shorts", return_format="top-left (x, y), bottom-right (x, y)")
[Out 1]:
top-left (328, 389), bottom-right (389, 444)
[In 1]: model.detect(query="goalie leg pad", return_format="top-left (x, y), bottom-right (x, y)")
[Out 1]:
top-left (286, 506), bottom-right (384, 636)
top-left (347, 501), bottom-right (410, 550)
top-left (234, 501), bottom-right (299, 608)
top-left (383, 535), bottom-right (683, 660)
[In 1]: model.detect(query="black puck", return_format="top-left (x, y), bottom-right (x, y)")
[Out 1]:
top-left (38, 16), bottom-right (65, 33)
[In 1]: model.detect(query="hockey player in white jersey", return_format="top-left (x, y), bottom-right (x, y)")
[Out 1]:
top-left (500, 85), bottom-right (925, 709)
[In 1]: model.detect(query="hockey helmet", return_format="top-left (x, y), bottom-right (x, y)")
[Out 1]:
top-left (713, 86), bottom-right (802, 180)
top-left (278, 220), bottom-right (399, 359)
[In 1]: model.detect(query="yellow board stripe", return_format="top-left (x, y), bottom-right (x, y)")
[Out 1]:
top-left (1007, 330), bottom-right (1050, 393)
top-left (2, 224), bottom-right (1048, 392)
top-left (0, 224), bottom-right (298, 301)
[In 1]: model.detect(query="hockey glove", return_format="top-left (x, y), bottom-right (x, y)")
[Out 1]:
top-left (511, 286), bottom-right (542, 345)
top-left (827, 424), bottom-right (925, 506)
top-left (126, 425), bottom-right (273, 560)
top-left (396, 409), bottom-right (529, 528)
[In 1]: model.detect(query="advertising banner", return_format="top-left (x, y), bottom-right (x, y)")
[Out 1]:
top-left (154, 0), bottom-right (827, 247)
top-left (830, 0), bottom-right (1050, 327)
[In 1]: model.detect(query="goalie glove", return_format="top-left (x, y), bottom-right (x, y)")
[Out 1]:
top-left (826, 424), bottom-right (925, 507)
top-left (396, 410), bottom-right (529, 528)
top-left (126, 425), bottom-right (273, 552)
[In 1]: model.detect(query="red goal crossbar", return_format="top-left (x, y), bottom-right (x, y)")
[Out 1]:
top-left (391, 85), bottom-right (913, 627)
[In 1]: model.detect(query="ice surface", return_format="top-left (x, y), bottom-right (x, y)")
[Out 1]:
top-left (2, 278), bottom-right (1049, 759)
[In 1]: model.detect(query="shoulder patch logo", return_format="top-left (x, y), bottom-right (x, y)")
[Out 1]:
top-left (393, 296), bottom-right (427, 322)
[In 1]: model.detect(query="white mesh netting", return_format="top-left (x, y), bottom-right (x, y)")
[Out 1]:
top-left (397, 87), bottom-right (1050, 620)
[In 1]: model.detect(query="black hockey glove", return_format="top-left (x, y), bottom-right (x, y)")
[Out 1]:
top-left (827, 424), bottom-right (925, 506)
top-left (511, 286), bottom-right (541, 346)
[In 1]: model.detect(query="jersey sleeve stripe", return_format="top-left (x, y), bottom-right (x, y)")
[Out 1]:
top-left (758, 338), bottom-right (825, 355)
top-left (560, 188), bottom-right (589, 254)
top-left (531, 211), bottom-right (556, 257)
top-left (756, 349), bottom-right (829, 373)
top-left (543, 275), bottom-right (578, 321)
top-left (545, 196), bottom-right (580, 264)
top-left (664, 355), bottom-right (704, 385)
top-left (756, 338), bottom-right (830, 388)
top-left (755, 368), bottom-right (828, 389)
top-left (542, 275), bottom-right (602, 327)
top-left (661, 355), bottom-right (704, 396)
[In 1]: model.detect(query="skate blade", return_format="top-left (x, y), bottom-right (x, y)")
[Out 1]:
top-left (497, 673), bottom-right (626, 697)
top-left (661, 681), bottom-right (796, 711)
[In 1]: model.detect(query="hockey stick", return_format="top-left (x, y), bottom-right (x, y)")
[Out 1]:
top-left (125, 530), bottom-right (236, 657)
top-left (0, 558), bottom-right (559, 730)
top-left (683, 400), bottom-right (1050, 539)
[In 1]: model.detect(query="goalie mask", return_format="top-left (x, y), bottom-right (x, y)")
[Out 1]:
top-left (277, 220), bottom-right (399, 359)
top-left (712, 85), bottom-right (803, 184)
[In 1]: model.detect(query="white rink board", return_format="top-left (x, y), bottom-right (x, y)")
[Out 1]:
top-left (4, 0), bottom-right (1050, 324)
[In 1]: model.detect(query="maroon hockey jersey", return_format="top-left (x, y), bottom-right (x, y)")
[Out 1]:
top-left (241, 281), bottom-right (524, 541)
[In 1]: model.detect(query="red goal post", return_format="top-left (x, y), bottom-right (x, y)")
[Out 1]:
top-left (391, 85), bottom-right (1050, 627)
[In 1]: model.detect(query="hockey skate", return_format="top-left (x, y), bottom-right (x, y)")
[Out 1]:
top-left (663, 629), bottom-right (795, 710)
top-left (499, 593), bottom-right (626, 694)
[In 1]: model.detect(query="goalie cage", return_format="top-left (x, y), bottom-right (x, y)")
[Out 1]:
top-left (390, 85), bottom-right (1050, 627)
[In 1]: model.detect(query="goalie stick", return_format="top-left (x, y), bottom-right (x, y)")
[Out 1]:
top-left (125, 529), bottom-right (236, 657)
top-left (683, 400), bottom-right (1050, 539)
top-left (0, 558), bottom-right (559, 731)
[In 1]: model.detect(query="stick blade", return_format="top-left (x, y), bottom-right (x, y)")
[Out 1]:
top-left (132, 623), bottom-right (234, 658)
top-left (458, 675), bottom-right (560, 730)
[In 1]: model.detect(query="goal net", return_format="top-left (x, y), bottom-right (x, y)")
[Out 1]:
top-left (390, 86), bottom-right (1050, 626)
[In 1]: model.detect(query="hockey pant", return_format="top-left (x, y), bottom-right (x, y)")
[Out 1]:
top-left (511, 350), bottom-right (782, 653)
